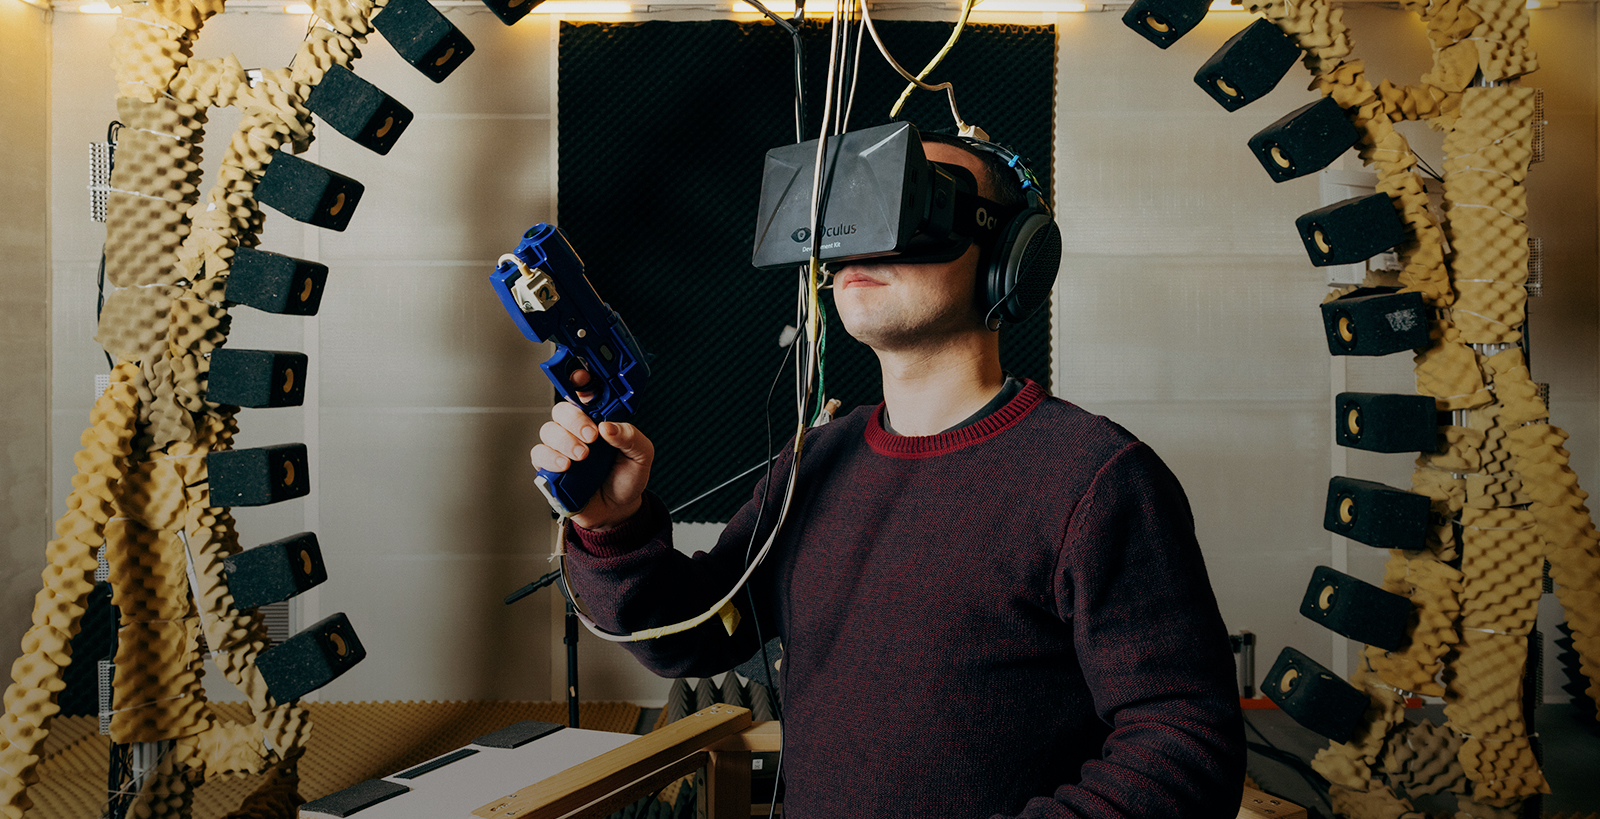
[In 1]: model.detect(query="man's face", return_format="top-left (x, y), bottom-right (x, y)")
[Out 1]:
top-left (831, 141), bottom-right (989, 352)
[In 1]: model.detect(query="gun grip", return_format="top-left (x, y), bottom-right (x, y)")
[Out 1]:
top-left (535, 436), bottom-right (618, 517)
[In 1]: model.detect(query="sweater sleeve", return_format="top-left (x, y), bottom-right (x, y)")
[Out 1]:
top-left (561, 473), bottom-right (787, 680)
top-left (1011, 441), bottom-right (1246, 819)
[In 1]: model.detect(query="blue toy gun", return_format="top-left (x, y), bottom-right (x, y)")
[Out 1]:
top-left (490, 223), bottom-right (651, 517)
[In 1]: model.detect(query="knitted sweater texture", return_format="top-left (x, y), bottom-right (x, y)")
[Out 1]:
top-left (566, 381), bottom-right (1246, 818)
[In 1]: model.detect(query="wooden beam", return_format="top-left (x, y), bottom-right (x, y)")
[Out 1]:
top-left (559, 751), bottom-right (708, 819)
top-left (473, 705), bottom-right (752, 819)
top-left (710, 721), bottom-right (781, 753)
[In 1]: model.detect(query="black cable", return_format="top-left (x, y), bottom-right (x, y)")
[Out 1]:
top-left (1242, 712), bottom-right (1333, 812)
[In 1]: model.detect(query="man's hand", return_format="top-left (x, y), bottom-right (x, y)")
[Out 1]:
top-left (529, 370), bottom-right (654, 531)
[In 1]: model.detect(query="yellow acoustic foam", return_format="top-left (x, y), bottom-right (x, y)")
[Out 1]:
top-left (1460, 733), bottom-right (1548, 805)
top-left (312, 0), bottom-right (377, 37)
top-left (1458, 507), bottom-right (1542, 635)
top-left (1328, 783), bottom-right (1419, 819)
top-left (109, 128), bottom-right (203, 204)
top-left (1452, 282), bottom-right (1525, 345)
top-left (1367, 554), bottom-right (1461, 696)
top-left (1445, 207), bottom-right (1528, 285)
top-left (149, 0), bottom-right (225, 30)
top-left (1466, 0), bottom-right (1538, 81)
top-left (117, 95), bottom-right (208, 144)
top-left (108, 618), bottom-right (208, 745)
top-left (238, 68), bottom-right (314, 145)
top-left (1424, 425), bottom-right (1487, 474)
top-left (1381, 719), bottom-right (1465, 797)
top-left (104, 191), bottom-right (189, 289)
top-left (1484, 349), bottom-right (1547, 424)
top-left (108, 4), bottom-right (193, 102)
top-left (96, 285), bottom-right (179, 364)
top-left (1413, 465), bottom-right (1466, 515)
top-left (1413, 321), bottom-right (1492, 409)
top-left (290, 28), bottom-right (362, 87)
top-left (172, 54), bottom-right (248, 108)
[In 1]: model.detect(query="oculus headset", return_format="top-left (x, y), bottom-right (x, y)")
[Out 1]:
top-left (751, 121), bottom-right (1063, 328)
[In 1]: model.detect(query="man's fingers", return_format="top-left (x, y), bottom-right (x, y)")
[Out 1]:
top-left (551, 400), bottom-right (599, 443)
top-left (540, 419), bottom-right (589, 462)
top-left (530, 443), bottom-right (571, 473)
top-left (598, 421), bottom-right (654, 465)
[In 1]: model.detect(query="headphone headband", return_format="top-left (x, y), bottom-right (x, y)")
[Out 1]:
top-left (946, 136), bottom-right (1063, 330)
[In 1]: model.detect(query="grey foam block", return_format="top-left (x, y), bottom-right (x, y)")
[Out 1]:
top-left (300, 779), bottom-right (408, 817)
top-left (472, 719), bottom-right (564, 749)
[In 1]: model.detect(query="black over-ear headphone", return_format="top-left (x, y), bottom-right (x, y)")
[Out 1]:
top-left (958, 138), bottom-right (1064, 330)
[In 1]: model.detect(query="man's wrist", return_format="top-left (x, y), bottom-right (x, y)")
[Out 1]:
top-left (573, 497), bottom-right (644, 533)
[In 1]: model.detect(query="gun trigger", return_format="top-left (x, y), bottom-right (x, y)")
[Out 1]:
top-left (716, 601), bottom-right (741, 637)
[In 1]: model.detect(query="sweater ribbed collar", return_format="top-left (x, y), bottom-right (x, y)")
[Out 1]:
top-left (864, 379), bottom-right (1047, 458)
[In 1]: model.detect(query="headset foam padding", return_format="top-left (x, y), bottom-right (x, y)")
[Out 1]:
top-left (478, 0), bottom-right (542, 26)
top-left (1263, 646), bottom-right (1371, 744)
top-left (207, 443), bottom-right (310, 507)
top-left (1194, 19), bottom-right (1303, 112)
top-left (1295, 193), bottom-right (1408, 267)
top-left (257, 612), bottom-right (366, 703)
top-left (372, 0), bottom-right (475, 83)
top-left (1336, 392), bottom-right (1441, 454)
top-left (226, 247), bottom-right (329, 316)
top-left (223, 532), bottom-right (327, 610)
top-left (1319, 287), bottom-right (1430, 357)
top-left (1299, 566), bottom-right (1414, 652)
top-left (256, 151), bottom-right (364, 232)
top-left (1324, 476), bottom-right (1432, 550)
top-left (305, 64), bottom-right (413, 156)
top-left (1248, 96), bottom-right (1361, 182)
top-left (1121, 0), bottom-right (1209, 48)
top-left (206, 348), bottom-right (308, 408)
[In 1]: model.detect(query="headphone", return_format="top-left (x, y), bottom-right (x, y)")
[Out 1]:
top-left (957, 138), bottom-right (1064, 330)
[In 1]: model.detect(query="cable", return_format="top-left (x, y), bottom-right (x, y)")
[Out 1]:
top-left (1242, 712), bottom-right (1334, 812)
top-left (857, 0), bottom-right (983, 138)
top-left (888, 0), bottom-right (977, 119)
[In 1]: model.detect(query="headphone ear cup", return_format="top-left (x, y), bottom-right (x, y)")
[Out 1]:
top-left (986, 211), bottom-right (1062, 326)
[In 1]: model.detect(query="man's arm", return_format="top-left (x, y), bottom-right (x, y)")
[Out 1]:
top-left (1016, 441), bottom-right (1246, 819)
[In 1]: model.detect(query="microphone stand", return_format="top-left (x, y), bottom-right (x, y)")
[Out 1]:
top-left (504, 570), bottom-right (580, 729)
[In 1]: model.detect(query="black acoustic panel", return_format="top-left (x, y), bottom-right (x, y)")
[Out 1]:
top-left (395, 748), bottom-right (479, 779)
top-left (1299, 565), bottom-right (1412, 652)
top-left (1323, 476), bottom-right (1431, 550)
top-left (1248, 96), bottom-right (1360, 182)
top-left (300, 779), bottom-right (409, 817)
top-left (1335, 392), bottom-right (1440, 454)
top-left (1296, 193), bottom-right (1407, 267)
top-left (1194, 19), bottom-right (1302, 112)
top-left (257, 612), bottom-right (366, 703)
top-left (207, 443), bottom-right (310, 507)
top-left (1122, 0), bottom-right (1209, 48)
top-left (473, 720), bottom-right (565, 748)
top-left (1319, 287), bottom-right (1430, 357)
top-left (207, 348), bottom-right (307, 408)
top-left (224, 532), bottom-right (328, 610)
top-left (306, 64), bottom-right (414, 156)
top-left (60, 582), bottom-right (114, 718)
top-left (1263, 645), bottom-right (1370, 744)
top-left (226, 247), bottom-right (329, 316)
top-left (560, 21), bottom-right (1055, 523)
top-left (257, 151), bottom-right (364, 232)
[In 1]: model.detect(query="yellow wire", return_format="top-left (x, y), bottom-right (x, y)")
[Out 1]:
top-left (887, 0), bottom-right (978, 119)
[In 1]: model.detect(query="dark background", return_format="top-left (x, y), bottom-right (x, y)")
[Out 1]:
top-left (559, 18), bottom-right (1056, 522)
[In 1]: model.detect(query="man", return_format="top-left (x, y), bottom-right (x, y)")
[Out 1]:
top-left (531, 134), bottom-right (1246, 818)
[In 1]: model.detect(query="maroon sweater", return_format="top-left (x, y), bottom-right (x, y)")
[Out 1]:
top-left (566, 381), bottom-right (1245, 818)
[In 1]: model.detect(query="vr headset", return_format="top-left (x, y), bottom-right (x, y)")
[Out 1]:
top-left (750, 122), bottom-right (1018, 270)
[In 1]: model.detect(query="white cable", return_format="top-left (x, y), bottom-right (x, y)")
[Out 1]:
top-left (857, 0), bottom-right (980, 137)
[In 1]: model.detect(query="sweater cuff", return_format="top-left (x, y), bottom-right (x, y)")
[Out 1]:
top-left (569, 493), bottom-right (667, 560)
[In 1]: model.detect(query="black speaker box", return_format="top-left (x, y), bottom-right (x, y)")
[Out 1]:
top-left (206, 348), bottom-right (307, 409)
top-left (256, 151), bottom-right (364, 232)
top-left (1248, 97), bottom-right (1361, 182)
top-left (1121, 0), bottom-right (1210, 48)
top-left (478, 0), bottom-right (541, 26)
top-left (1299, 566), bottom-right (1413, 652)
top-left (1324, 476), bottom-right (1432, 550)
top-left (1319, 287), bottom-right (1430, 357)
top-left (1263, 646), bottom-right (1370, 744)
top-left (224, 532), bottom-right (327, 610)
top-left (1295, 193), bottom-right (1408, 267)
top-left (1194, 19), bottom-right (1302, 112)
top-left (372, 0), bottom-right (475, 83)
top-left (226, 247), bottom-right (329, 316)
top-left (1335, 392), bottom-right (1441, 454)
top-left (257, 612), bottom-right (365, 704)
top-left (305, 65), bottom-right (413, 156)
top-left (207, 444), bottom-right (310, 507)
